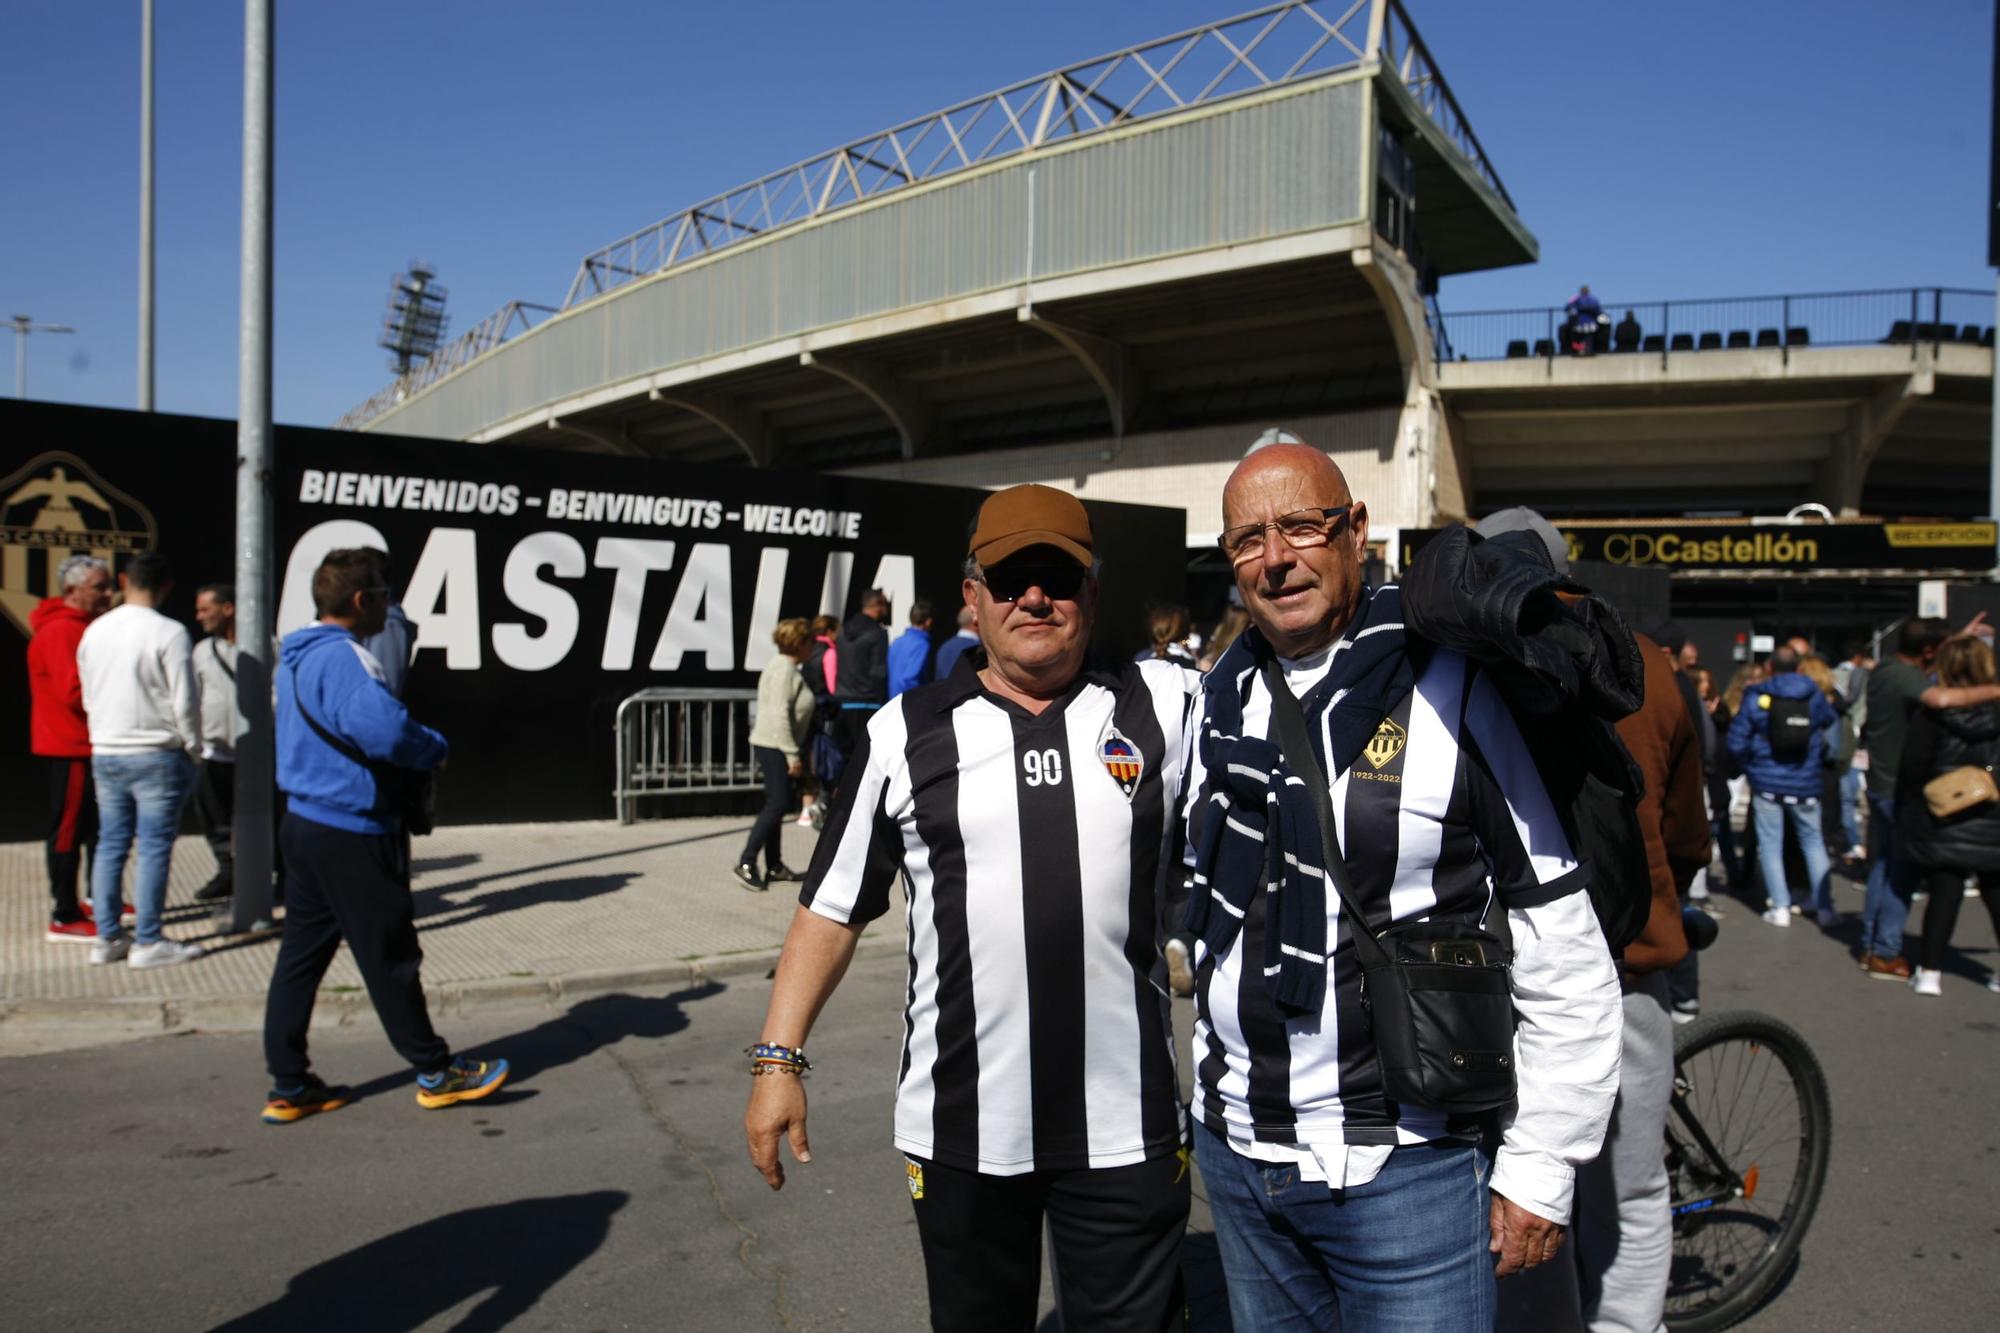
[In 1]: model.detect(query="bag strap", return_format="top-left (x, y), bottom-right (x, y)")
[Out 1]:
top-left (210, 637), bottom-right (236, 683)
top-left (289, 666), bottom-right (374, 772)
top-left (1261, 658), bottom-right (1395, 971)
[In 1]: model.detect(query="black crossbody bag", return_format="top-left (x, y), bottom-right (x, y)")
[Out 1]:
top-left (1262, 659), bottom-right (1517, 1115)
top-left (290, 672), bottom-right (437, 836)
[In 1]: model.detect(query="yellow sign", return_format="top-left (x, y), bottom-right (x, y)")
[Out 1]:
top-left (1363, 717), bottom-right (1407, 770)
top-left (1884, 523), bottom-right (1998, 548)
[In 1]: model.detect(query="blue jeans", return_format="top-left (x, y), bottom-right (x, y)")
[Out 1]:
top-left (1838, 768), bottom-right (1865, 851)
top-left (1195, 1122), bottom-right (1495, 1331)
top-left (1751, 794), bottom-right (1833, 913)
top-left (91, 751), bottom-right (195, 945)
top-left (1860, 792), bottom-right (1912, 956)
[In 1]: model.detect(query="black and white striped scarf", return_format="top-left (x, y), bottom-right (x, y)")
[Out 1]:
top-left (1185, 585), bottom-right (1414, 1014)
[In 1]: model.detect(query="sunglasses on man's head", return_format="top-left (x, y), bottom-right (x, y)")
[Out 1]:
top-left (980, 563), bottom-right (1086, 603)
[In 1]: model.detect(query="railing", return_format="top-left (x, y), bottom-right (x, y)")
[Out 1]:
top-left (334, 301), bottom-right (557, 431)
top-left (1434, 287), bottom-right (1993, 365)
top-left (341, 0), bottom-right (1511, 430)
top-left (614, 687), bottom-right (761, 823)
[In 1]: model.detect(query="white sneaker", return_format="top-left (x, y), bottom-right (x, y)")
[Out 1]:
top-left (127, 939), bottom-right (205, 970)
top-left (794, 810), bottom-right (814, 827)
top-left (1790, 904), bottom-right (1804, 916)
top-left (1911, 967), bottom-right (1943, 997)
top-left (90, 936), bottom-right (131, 964)
top-left (1987, 971), bottom-right (2000, 995)
top-left (1761, 907), bottom-right (1792, 928)
top-left (1816, 909), bottom-right (1842, 930)
top-left (1688, 880), bottom-right (1710, 901)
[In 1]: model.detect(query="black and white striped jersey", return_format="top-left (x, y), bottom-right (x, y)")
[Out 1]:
top-left (1180, 643), bottom-right (1586, 1149)
top-left (802, 657), bottom-right (1196, 1176)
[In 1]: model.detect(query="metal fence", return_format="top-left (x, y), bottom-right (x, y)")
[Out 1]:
top-left (614, 687), bottom-right (761, 823)
top-left (1434, 286), bottom-right (1993, 365)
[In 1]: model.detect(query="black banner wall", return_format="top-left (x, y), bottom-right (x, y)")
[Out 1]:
top-left (2, 401), bottom-right (1187, 838)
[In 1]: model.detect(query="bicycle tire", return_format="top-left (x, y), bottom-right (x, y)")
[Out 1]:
top-left (1664, 1009), bottom-right (1832, 1332)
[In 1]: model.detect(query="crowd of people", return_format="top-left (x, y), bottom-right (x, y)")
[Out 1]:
top-left (25, 547), bottom-right (507, 1120)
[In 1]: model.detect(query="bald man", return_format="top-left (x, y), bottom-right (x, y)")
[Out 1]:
top-left (1175, 438), bottom-right (1622, 1330)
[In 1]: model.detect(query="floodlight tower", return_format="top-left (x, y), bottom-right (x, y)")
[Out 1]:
top-left (8, 315), bottom-right (76, 399)
top-left (380, 264), bottom-right (448, 374)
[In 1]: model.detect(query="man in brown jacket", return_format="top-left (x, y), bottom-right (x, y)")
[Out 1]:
top-left (1512, 629), bottom-right (1707, 1331)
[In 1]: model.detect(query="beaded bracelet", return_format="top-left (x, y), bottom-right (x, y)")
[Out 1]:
top-left (747, 1042), bottom-right (811, 1076)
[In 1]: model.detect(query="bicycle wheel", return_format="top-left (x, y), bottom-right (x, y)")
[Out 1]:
top-left (1664, 1009), bottom-right (1832, 1332)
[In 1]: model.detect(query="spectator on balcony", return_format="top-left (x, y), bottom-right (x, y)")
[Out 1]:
top-left (1564, 286), bottom-right (1604, 355)
top-left (1614, 310), bottom-right (1642, 352)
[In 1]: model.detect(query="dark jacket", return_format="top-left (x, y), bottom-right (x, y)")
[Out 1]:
top-left (1726, 671), bottom-right (1839, 799)
top-left (1614, 637), bottom-right (1704, 975)
top-left (833, 612), bottom-right (889, 705)
top-left (1896, 704), bottom-right (2000, 873)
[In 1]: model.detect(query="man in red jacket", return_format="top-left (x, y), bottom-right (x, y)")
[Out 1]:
top-left (27, 555), bottom-right (115, 942)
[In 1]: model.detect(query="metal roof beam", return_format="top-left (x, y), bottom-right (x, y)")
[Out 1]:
top-left (1019, 308), bottom-right (1141, 441)
top-left (648, 387), bottom-right (775, 467)
top-left (800, 350), bottom-right (932, 459)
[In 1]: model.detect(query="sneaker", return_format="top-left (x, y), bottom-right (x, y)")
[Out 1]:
top-left (194, 875), bottom-right (232, 903)
top-left (807, 803), bottom-right (827, 832)
top-left (1670, 999), bottom-right (1700, 1026)
top-left (90, 936), bottom-right (130, 965)
top-left (764, 863), bottom-right (803, 883)
top-left (46, 919), bottom-right (97, 944)
top-left (732, 863), bottom-right (766, 892)
top-left (261, 1073), bottom-right (350, 1125)
top-left (415, 1056), bottom-right (510, 1109)
top-left (1164, 935), bottom-right (1195, 998)
top-left (1863, 953), bottom-right (1912, 981)
top-left (127, 939), bottom-right (205, 970)
top-left (1911, 967), bottom-right (1944, 997)
top-left (1790, 904), bottom-right (1804, 916)
top-left (1986, 971), bottom-right (2000, 995)
top-left (81, 902), bottom-right (137, 924)
top-left (795, 809), bottom-right (816, 828)
top-left (1688, 879), bottom-right (1710, 902)
top-left (1816, 909), bottom-right (1842, 930)
top-left (1760, 907), bottom-right (1792, 928)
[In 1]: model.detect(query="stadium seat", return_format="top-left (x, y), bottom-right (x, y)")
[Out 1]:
top-left (1785, 326), bottom-right (1810, 346)
top-left (1532, 338), bottom-right (1555, 358)
top-left (1755, 328), bottom-right (1780, 347)
top-left (1886, 320), bottom-right (1912, 343)
top-left (1961, 324), bottom-right (1985, 344)
top-left (1697, 332), bottom-right (1722, 350)
top-left (1670, 333), bottom-right (1694, 352)
top-left (1641, 334), bottom-right (1665, 353)
top-left (1726, 330), bottom-right (1751, 349)
top-left (1985, 328), bottom-right (1995, 347)
top-left (1505, 339), bottom-right (1529, 359)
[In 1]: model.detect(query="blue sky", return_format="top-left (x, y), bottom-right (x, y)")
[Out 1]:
top-left (2, 0), bottom-right (1991, 427)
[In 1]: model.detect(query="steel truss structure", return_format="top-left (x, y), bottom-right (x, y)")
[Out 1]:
top-left (339, 0), bottom-right (1502, 431)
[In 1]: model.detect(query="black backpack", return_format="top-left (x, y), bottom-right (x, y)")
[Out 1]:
top-left (1514, 709), bottom-right (1654, 956)
top-left (1764, 693), bottom-right (1815, 762)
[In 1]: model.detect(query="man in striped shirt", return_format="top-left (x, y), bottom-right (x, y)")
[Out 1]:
top-left (745, 484), bottom-right (1196, 1333)
top-left (1181, 440), bottom-right (1623, 1329)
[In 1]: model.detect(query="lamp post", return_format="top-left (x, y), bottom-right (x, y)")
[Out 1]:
top-left (8, 315), bottom-right (76, 399)
top-left (138, 0), bottom-right (155, 410)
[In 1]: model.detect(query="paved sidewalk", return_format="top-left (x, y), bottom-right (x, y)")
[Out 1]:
top-left (0, 816), bottom-right (892, 1052)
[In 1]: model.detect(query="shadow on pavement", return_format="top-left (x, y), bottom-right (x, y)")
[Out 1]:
top-left (413, 871), bottom-right (637, 925)
top-left (342, 985), bottom-right (727, 1103)
top-left (428, 825), bottom-right (749, 895)
top-left (412, 852), bottom-right (483, 875)
top-left (209, 1189), bottom-right (628, 1332)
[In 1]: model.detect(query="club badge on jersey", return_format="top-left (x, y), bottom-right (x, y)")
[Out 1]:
top-left (1098, 724), bottom-right (1144, 799)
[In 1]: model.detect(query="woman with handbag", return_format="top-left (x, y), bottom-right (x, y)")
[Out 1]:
top-left (734, 618), bottom-right (818, 892)
top-left (1897, 635), bottom-right (2000, 997)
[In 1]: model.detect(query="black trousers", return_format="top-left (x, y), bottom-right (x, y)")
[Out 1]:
top-left (263, 813), bottom-right (450, 1083)
top-left (739, 746), bottom-right (792, 872)
top-left (907, 1151), bottom-right (1189, 1333)
top-left (1919, 868), bottom-right (2000, 971)
top-left (43, 756), bottom-right (96, 923)
top-left (195, 757), bottom-right (235, 881)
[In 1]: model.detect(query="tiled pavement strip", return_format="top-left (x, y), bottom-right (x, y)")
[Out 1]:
top-left (0, 817), bottom-right (894, 1052)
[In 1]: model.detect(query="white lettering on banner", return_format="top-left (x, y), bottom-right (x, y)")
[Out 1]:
top-left (819, 551), bottom-right (854, 618)
top-left (741, 504), bottom-right (863, 539)
top-left (744, 547), bottom-right (789, 667)
top-left (402, 528), bottom-right (483, 669)
top-left (594, 537), bottom-right (676, 670)
top-left (492, 532), bottom-right (586, 671)
top-left (278, 518), bottom-right (390, 634)
top-left (297, 469), bottom-right (521, 517)
top-left (546, 489), bottom-right (720, 529)
top-left (651, 542), bottom-right (735, 671)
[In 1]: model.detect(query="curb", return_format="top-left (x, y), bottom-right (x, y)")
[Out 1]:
top-left (0, 938), bottom-right (897, 1057)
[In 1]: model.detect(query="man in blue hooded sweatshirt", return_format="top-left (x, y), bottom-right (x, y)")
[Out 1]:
top-left (259, 547), bottom-right (507, 1123)
top-left (1727, 645), bottom-right (1841, 930)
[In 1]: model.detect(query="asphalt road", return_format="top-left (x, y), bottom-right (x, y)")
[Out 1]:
top-left (1, 870), bottom-right (1995, 1332)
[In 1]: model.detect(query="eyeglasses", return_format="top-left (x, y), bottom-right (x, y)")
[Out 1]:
top-left (1217, 505), bottom-right (1355, 564)
top-left (980, 563), bottom-right (1087, 603)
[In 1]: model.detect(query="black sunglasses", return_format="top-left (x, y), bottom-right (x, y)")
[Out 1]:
top-left (981, 563), bottom-right (1087, 603)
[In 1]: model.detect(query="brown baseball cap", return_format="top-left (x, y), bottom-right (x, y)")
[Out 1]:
top-left (968, 484), bottom-right (1093, 567)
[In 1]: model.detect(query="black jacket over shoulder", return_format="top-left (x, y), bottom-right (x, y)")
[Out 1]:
top-left (834, 613), bottom-right (889, 704)
top-left (1896, 703), bottom-right (2000, 874)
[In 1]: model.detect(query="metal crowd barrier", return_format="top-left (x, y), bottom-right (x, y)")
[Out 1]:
top-left (614, 687), bottom-right (761, 823)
